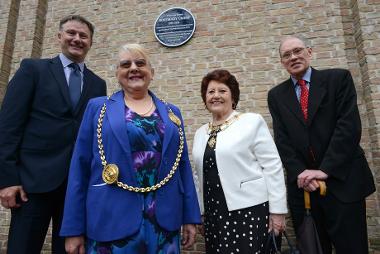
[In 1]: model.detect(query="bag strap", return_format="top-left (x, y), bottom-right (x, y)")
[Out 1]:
top-left (283, 231), bottom-right (300, 252)
top-left (272, 231), bottom-right (279, 252)
top-left (265, 231), bottom-right (281, 254)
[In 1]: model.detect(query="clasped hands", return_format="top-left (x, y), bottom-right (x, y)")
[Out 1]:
top-left (297, 169), bottom-right (328, 192)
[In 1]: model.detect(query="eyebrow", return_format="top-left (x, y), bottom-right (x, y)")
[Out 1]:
top-left (119, 60), bottom-right (130, 65)
top-left (119, 59), bottom-right (146, 64)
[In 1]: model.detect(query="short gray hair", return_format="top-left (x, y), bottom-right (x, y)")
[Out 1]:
top-left (279, 35), bottom-right (310, 55)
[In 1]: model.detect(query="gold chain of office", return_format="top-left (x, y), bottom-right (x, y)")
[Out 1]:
top-left (97, 99), bottom-right (184, 193)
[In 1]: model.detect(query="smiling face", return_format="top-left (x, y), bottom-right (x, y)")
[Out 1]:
top-left (58, 20), bottom-right (92, 63)
top-left (205, 80), bottom-right (234, 120)
top-left (116, 50), bottom-right (154, 94)
top-left (280, 37), bottom-right (312, 80)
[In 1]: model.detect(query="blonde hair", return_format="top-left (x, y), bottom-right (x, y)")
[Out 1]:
top-left (118, 43), bottom-right (151, 67)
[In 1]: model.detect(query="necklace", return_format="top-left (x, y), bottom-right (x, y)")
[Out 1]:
top-left (207, 113), bottom-right (241, 148)
top-left (124, 95), bottom-right (154, 116)
top-left (98, 98), bottom-right (184, 193)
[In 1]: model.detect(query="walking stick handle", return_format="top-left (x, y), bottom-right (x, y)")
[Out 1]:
top-left (318, 180), bottom-right (327, 196)
top-left (304, 180), bottom-right (327, 209)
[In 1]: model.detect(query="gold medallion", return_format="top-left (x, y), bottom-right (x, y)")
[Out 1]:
top-left (169, 112), bottom-right (181, 126)
top-left (102, 164), bottom-right (119, 184)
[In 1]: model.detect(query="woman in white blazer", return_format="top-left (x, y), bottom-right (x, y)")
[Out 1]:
top-left (193, 69), bottom-right (287, 254)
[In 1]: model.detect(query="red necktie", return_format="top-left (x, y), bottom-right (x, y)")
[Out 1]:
top-left (298, 79), bottom-right (308, 120)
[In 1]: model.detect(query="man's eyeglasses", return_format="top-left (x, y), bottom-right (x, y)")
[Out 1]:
top-left (119, 59), bottom-right (147, 68)
top-left (281, 47), bottom-right (307, 60)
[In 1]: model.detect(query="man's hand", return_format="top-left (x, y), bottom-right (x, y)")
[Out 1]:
top-left (0, 185), bottom-right (28, 209)
top-left (302, 179), bottom-right (321, 192)
top-left (297, 169), bottom-right (328, 189)
top-left (65, 236), bottom-right (85, 254)
top-left (181, 224), bottom-right (196, 249)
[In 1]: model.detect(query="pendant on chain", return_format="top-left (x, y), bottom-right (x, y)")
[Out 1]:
top-left (207, 113), bottom-right (241, 149)
top-left (208, 136), bottom-right (217, 148)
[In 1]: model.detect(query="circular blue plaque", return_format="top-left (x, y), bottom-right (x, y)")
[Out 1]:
top-left (154, 7), bottom-right (196, 47)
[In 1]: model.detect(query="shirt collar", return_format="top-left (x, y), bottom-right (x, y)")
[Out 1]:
top-left (291, 67), bottom-right (312, 87)
top-left (59, 53), bottom-right (85, 72)
top-left (227, 110), bottom-right (238, 120)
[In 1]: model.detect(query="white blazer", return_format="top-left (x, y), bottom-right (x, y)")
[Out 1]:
top-left (192, 111), bottom-right (287, 214)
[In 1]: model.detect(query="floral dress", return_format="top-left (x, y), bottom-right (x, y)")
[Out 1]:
top-left (87, 107), bottom-right (180, 254)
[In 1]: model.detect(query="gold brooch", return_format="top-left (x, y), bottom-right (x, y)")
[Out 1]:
top-left (169, 111), bottom-right (181, 126)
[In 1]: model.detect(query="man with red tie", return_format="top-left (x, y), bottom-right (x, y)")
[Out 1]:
top-left (267, 35), bottom-right (375, 254)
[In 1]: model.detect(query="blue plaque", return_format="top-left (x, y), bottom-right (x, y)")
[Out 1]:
top-left (154, 7), bottom-right (196, 47)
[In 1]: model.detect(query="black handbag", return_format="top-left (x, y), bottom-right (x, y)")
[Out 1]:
top-left (265, 231), bottom-right (300, 254)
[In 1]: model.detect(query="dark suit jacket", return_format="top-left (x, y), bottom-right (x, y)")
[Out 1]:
top-left (0, 56), bottom-right (107, 193)
top-left (268, 68), bottom-right (375, 203)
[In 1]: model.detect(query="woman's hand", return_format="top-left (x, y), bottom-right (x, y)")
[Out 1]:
top-left (65, 236), bottom-right (85, 254)
top-left (197, 224), bottom-right (205, 236)
top-left (181, 224), bottom-right (196, 249)
top-left (197, 215), bottom-right (205, 236)
top-left (268, 213), bottom-right (286, 236)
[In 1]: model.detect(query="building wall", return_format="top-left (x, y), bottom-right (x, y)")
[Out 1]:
top-left (0, 0), bottom-right (379, 253)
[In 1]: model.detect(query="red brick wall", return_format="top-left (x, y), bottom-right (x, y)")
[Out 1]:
top-left (0, 1), bottom-right (379, 253)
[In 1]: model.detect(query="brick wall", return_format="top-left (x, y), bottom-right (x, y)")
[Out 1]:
top-left (0, 0), bottom-right (379, 253)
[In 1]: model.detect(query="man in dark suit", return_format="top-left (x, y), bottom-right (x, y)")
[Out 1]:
top-left (268, 35), bottom-right (375, 254)
top-left (0, 15), bottom-right (106, 254)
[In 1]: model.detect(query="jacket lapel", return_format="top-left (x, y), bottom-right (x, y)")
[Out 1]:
top-left (282, 78), bottom-right (306, 126)
top-left (106, 91), bottom-right (135, 183)
top-left (49, 56), bottom-right (72, 108)
top-left (105, 91), bottom-right (137, 186)
top-left (153, 93), bottom-right (182, 181)
top-left (153, 93), bottom-right (175, 162)
top-left (107, 91), bottom-right (131, 155)
top-left (308, 68), bottom-right (326, 126)
top-left (106, 91), bottom-right (180, 183)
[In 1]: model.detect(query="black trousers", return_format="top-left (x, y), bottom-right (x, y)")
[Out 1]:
top-left (7, 183), bottom-right (67, 254)
top-left (289, 189), bottom-right (369, 254)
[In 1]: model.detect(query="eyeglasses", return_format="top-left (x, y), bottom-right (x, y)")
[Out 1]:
top-left (119, 59), bottom-right (147, 68)
top-left (281, 47), bottom-right (307, 60)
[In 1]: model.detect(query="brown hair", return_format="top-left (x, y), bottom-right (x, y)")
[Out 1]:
top-left (59, 15), bottom-right (95, 39)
